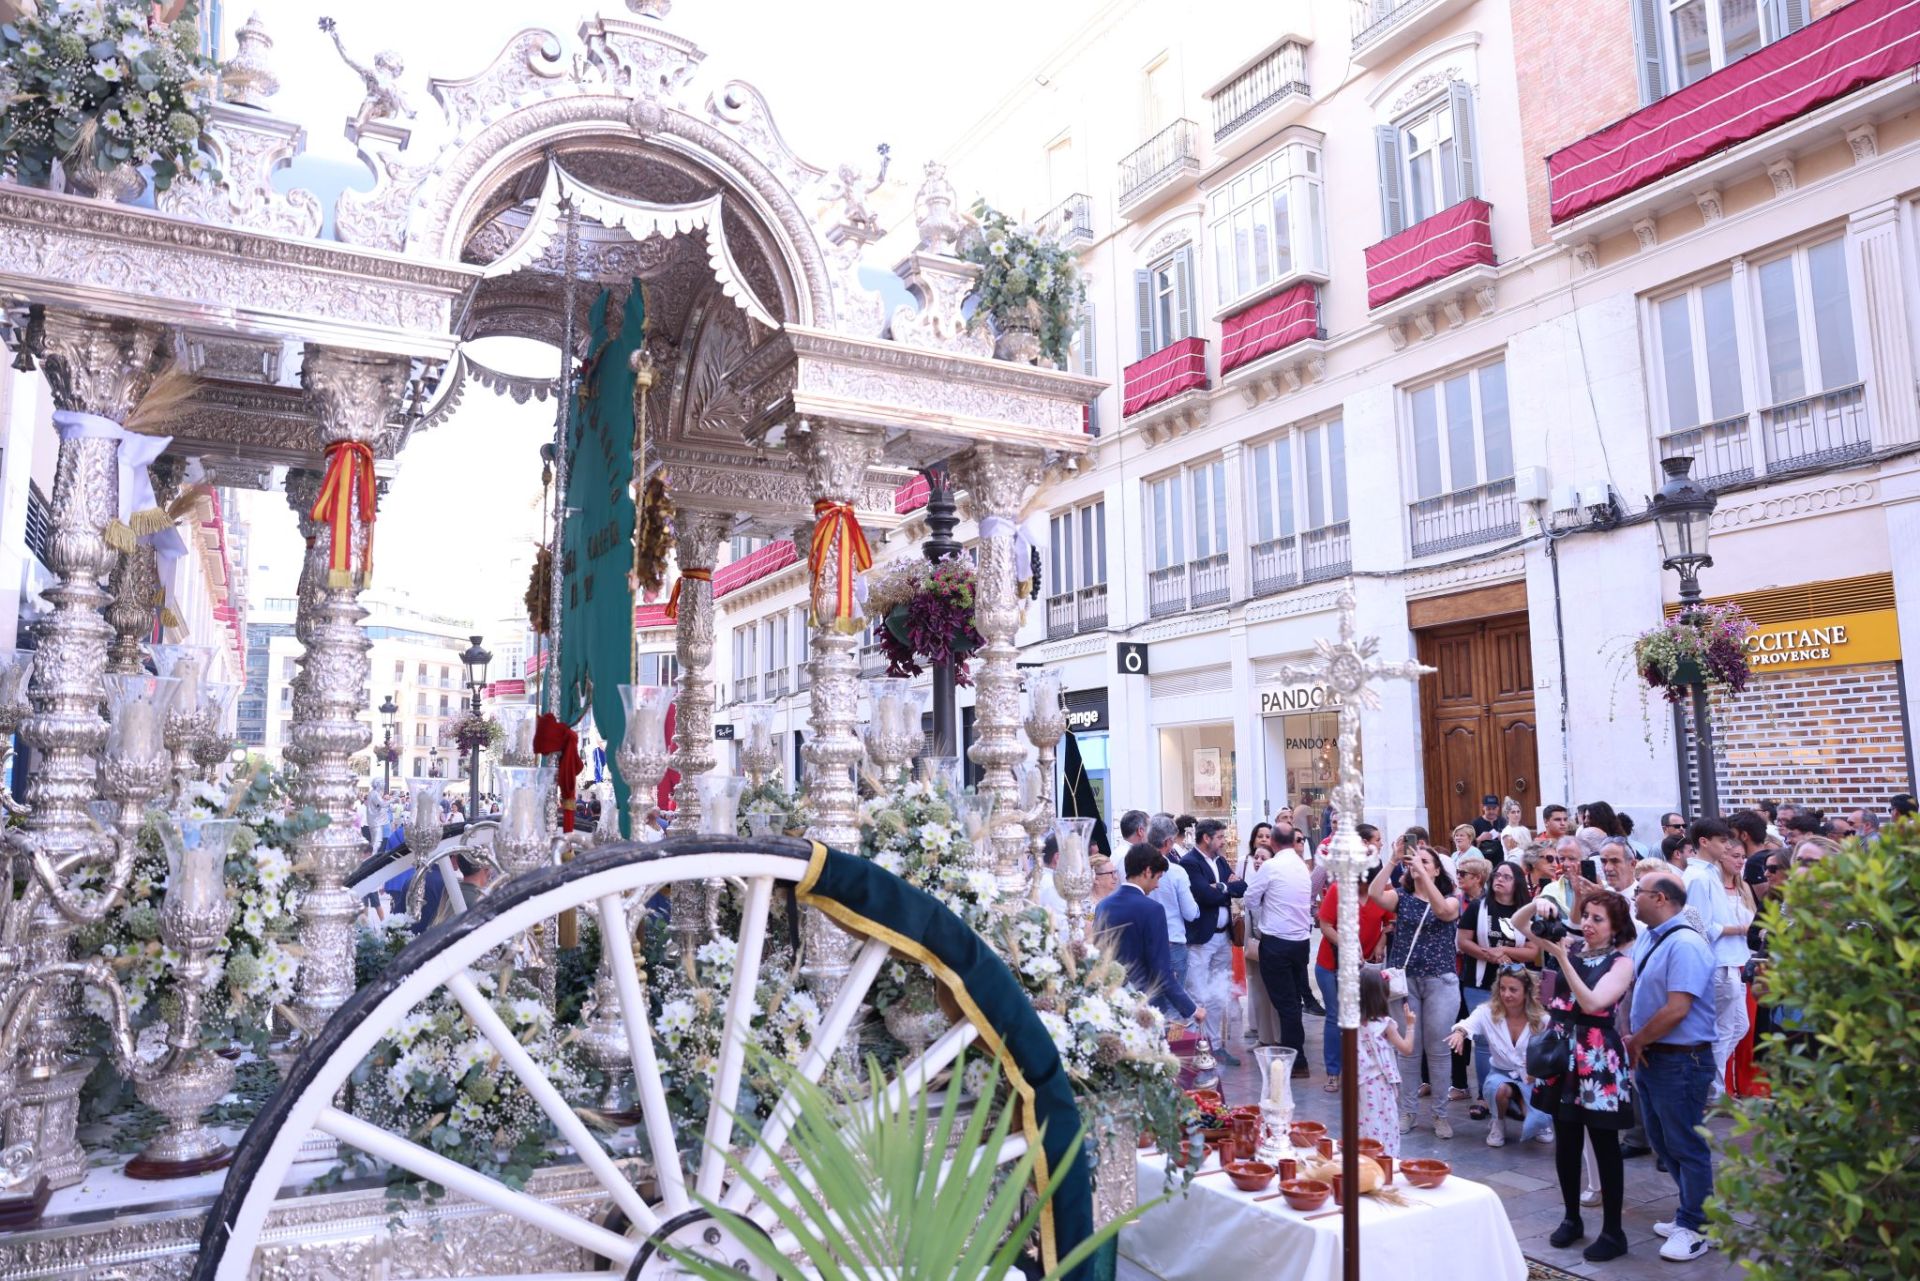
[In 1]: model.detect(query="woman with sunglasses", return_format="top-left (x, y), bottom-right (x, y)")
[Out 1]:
top-left (1458, 858), bottom-right (1534, 1112)
top-left (1446, 964), bottom-right (1553, 1145)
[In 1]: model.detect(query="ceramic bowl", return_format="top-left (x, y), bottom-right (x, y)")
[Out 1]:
top-left (1401, 1158), bottom-right (1451, 1189)
top-left (1288, 1121), bottom-right (1327, 1147)
top-left (1225, 1161), bottom-right (1276, 1192)
top-left (1279, 1177), bottom-right (1331, 1212)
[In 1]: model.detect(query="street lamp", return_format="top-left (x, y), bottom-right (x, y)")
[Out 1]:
top-left (1649, 455), bottom-right (1720, 818)
top-left (378, 692), bottom-right (398, 791)
top-left (461, 635), bottom-right (492, 820)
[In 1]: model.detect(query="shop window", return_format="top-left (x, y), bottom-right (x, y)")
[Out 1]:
top-left (1157, 723), bottom-right (1236, 818)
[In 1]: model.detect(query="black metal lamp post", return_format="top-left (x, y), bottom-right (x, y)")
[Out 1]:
top-left (378, 692), bottom-right (398, 791)
top-left (460, 635), bottom-right (492, 819)
top-left (921, 463), bottom-right (961, 758)
top-left (1650, 455), bottom-right (1720, 818)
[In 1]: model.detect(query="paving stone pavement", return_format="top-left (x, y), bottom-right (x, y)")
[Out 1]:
top-left (1115, 1008), bottom-right (1746, 1281)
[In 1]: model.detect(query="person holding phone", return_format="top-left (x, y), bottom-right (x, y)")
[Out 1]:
top-left (1368, 835), bottom-right (1462, 1138)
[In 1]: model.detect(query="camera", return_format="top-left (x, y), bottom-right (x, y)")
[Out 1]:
top-left (1531, 913), bottom-right (1571, 944)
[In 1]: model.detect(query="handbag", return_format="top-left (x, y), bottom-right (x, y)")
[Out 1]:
top-left (1229, 903), bottom-right (1247, 948)
top-left (1380, 900), bottom-right (1428, 1002)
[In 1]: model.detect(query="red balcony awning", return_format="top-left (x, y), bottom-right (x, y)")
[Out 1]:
top-left (636, 603), bottom-right (673, 629)
top-left (1122, 336), bottom-right (1209, 417)
top-left (486, 678), bottom-right (527, 698)
top-left (1364, 198), bottom-right (1494, 310)
top-left (893, 474), bottom-right (930, 514)
top-left (1220, 282), bottom-right (1320, 375)
top-left (1548, 0), bottom-right (1920, 224)
top-left (713, 539), bottom-right (799, 598)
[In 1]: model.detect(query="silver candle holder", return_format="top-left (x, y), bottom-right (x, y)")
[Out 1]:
top-left (190, 681), bottom-right (241, 784)
top-left (125, 814), bottom-right (241, 1179)
top-left (401, 778), bottom-right (451, 922)
top-left (1017, 670), bottom-right (1067, 905)
top-left (1053, 817), bottom-right (1097, 953)
top-left (739, 702), bottom-right (780, 790)
top-left (860, 678), bottom-right (922, 785)
top-left (616, 683), bottom-right (672, 842)
top-left (151, 644), bottom-right (214, 802)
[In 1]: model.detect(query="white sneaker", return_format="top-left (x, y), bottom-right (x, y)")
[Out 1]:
top-left (1399, 1111), bottom-right (1414, 1134)
top-left (1535, 1126), bottom-right (1556, 1144)
top-left (1434, 1116), bottom-right (1454, 1140)
top-left (1486, 1119), bottom-right (1506, 1147)
top-left (1660, 1227), bottom-right (1711, 1261)
top-left (1580, 1187), bottom-right (1602, 1207)
top-left (1653, 1220), bottom-right (1678, 1239)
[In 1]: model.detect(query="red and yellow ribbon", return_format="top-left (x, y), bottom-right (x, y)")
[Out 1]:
top-left (310, 440), bottom-right (377, 589)
top-left (808, 499), bottom-right (872, 633)
top-left (663, 567), bottom-right (711, 621)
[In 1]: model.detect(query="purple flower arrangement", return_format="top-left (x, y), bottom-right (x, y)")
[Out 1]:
top-left (880, 557), bottom-right (984, 684)
top-left (1632, 603), bottom-right (1754, 703)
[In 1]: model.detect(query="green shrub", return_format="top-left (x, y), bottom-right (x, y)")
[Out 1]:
top-left (1710, 825), bottom-right (1920, 1279)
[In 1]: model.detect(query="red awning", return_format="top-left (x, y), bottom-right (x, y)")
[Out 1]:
top-left (1549, 0), bottom-right (1920, 223)
top-left (1220, 282), bottom-right (1320, 376)
top-left (1122, 336), bottom-right (1209, 417)
top-left (713, 539), bottom-right (800, 598)
top-left (1364, 198), bottom-right (1494, 310)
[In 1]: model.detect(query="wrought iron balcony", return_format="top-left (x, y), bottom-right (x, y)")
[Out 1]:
top-left (1659, 415), bottom-right (1755, 489)
top-left (1190, 553), bottom-right (1231, 608)
top-left (1409, 478), bottom-right (1519, 559)
top-left (1148, 564), bottom-right (1188, 619)
top-left (1252, 535), bottom-right (1299, 597)
top-left (1047, 592), bottom-right (1077, 641)
top-left (1075, 583), bottom-right (1109, 632)
top-left (857, 642), bottom-right (887, 678)
top-left (1762, 383), bottom-right (1870, 471)
top-left (1350, 0), bottom-right (1471, 68)
top-left (1118, 119), bottom-right (1201, 217)
top-left (735, 674), bottom-right (758, 703)
top-left (1300, 521), bottom-right (1352, 583)
top-left (1210, 40), bottom-right (1309, 144)
top-left (1057, 192), bottom-right (1094, 246)
top-left (764, 670), bottom-right (789, 699)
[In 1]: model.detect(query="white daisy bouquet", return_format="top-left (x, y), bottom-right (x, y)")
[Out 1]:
top-left (0, 0), bottom-right (221, 191)
top-left (343, 972), bottom-right (590, 1196)
top-left (77, 764), bottom-right (322, 1056)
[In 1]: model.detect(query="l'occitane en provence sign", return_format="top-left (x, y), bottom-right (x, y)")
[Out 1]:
top-left (1743, 609), bottom-right (1900, 672)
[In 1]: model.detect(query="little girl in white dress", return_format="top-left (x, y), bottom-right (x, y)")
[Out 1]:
top-left (1356, 965), bottom-right (1418, 1156)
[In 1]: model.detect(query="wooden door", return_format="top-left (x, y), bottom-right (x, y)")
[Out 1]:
top-left (1417, 613), bottom-right (1539, 836)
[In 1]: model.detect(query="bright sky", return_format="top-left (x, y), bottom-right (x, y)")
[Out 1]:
top-left (236, 0), bottom-right (1105, 624)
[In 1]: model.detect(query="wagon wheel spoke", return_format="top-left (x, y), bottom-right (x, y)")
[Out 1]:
top-left (695, 874), bottom-right (774, 1200)
top-left (595, 890), bottom-right (691, 1217)
top-left (444, 971), bottom-right (660, 1235)
top-left (315, 1107), bottom-right (639, 1267)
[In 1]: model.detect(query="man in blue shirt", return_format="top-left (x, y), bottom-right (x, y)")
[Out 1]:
top-left (1626, 870), bottom-right (1719, 1263)
top-left (1093, 843), bottom-right (1203, 1028)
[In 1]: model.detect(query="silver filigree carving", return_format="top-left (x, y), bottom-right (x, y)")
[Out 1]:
top-left (156, 104), bottom-right (324, 239)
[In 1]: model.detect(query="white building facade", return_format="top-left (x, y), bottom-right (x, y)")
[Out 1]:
top-left (655, 0), bottom-right (1920, 842)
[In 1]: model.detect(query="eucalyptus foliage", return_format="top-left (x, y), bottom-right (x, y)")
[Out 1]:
top-left (961, 200), bottom-right (1086, 367)
top-left (1710, 826), bottom-right (1920, 1279)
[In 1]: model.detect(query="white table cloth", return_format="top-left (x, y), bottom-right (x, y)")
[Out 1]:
top-left (1120, 1149), bottom-right (1528, 1281)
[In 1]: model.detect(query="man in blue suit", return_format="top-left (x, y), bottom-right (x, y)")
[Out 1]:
top-left (1094, 843), bottom-right (1203, 1027)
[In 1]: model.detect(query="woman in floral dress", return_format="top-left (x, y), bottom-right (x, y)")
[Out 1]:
top-left (1514, 890), bottom-right (1637, 1263)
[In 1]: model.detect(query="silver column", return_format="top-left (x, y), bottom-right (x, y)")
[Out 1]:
top-left (12, 313), bottom-right (160, 1189)
top-left (288, 348), bottom-right (404, 1030)
top-left (952, 443), bottom-right (1043, 900)
top-left (665, 510), bottom-right (728, 955)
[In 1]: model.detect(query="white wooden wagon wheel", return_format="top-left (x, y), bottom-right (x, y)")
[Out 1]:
top-left (196, 835), bottom-right (1094, 1279)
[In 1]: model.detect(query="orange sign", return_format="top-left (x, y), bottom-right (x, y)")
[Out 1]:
top-left (1743, 609), bottom-right (1900, 672)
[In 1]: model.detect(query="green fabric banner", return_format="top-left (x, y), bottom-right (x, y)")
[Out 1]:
top-left (558, 283), bottom-right (644, 835)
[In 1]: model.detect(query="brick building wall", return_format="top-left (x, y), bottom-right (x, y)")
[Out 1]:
top-left (1510, 0), bottom-right (1643, 245)
top-left (1678, 662), bottom-right (1916, 817)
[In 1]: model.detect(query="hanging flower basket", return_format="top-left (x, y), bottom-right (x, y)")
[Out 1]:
top-left (1632, 603), bottom-right (1754, 703)
top-left (444, 711), bottom-right (503, 754)
top-left (372, 743), bottom-right (400, 766)
top-left (0, 2), bottom-right (223, 194)
top-left (861, 557), bottom-right (983, 683)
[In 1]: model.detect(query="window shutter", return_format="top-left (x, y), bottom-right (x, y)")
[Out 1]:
top-left (1447, 80), bottom-right (1478, 202)
top-left (1172, 246), bottom-right (1196, 343)
top-left (1135, 269), bottom-right (1155, 357)
top-left (1765, 0), bottom-right (1809, 36)
top-left (1374, 125), bottom-right (1404, 238)
top-left (1633, 0), bottom-right (1667, 104)
top-left (1078, 305), bottom-right (1097, 376)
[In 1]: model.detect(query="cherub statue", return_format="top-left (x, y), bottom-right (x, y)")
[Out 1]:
top-left (318, 16), bottom-right (415, 133)
top-left (822, 143), bottom-right (891, 235)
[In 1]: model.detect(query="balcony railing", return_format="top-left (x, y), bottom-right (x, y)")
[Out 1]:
top-left (1409, 478), bottom-right (1519, 558)
top-left (1075, 583), bottom-right (1109, 632)
top-left (735, 674), bottom-right (758, 703)
top-left (1211, 41), bottom-right (1309, 143)
top-left (1123, 336), bottom-right (1209, 418)
top-left (1351, 0), bottom-right (1461, 61)
top-left (1365, 199), bottom-right (1494, 311)
top-left (1058, 192), bottom-right (1094, 246)
top-left (1252, 535), bottom-right (1299, 597)
top-left (764, 669), bottom-right (789, 699)
top-left (858, 642), bottom-right (887, 677)
top-left (1148, 564), bottom-right (1188, 619)
top-left (798, 660), bottom-right (811, 691)
top-left (1660, 415), bottom-right (1755, 489)
top-left (1762, 383), bottom-right (1870, 471)
top-left (1301, 521), bottom-right (1352, 583)
top-left (1047, 592), bottom-right (1077, 641)
top-left (1190, 553), bottom-right (1231, 608)
top-left (1118, 119), bottom-right (1201, 214)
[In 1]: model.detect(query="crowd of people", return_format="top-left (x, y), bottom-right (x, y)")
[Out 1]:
top-left (1091, 792), bottom-right (1891, 1265)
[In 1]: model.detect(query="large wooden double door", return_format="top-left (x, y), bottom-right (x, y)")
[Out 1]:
top-left (1416, 613), bottom-right (1539, 836)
